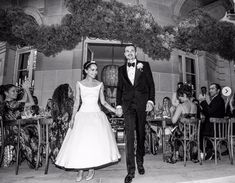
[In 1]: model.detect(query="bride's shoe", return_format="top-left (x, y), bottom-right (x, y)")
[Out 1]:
top-left (85, 169), bottom-right (95, 181)
top-left (76, 170), bottom-right (83, 182)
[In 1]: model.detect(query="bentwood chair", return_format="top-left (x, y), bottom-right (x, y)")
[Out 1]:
top-left (203, 117), bottom-right (230, 165)
top-left (35, 117), bottom-right (52, 174)
top-left (1, 116), bottom-right (52, 175)
top-left (228, 118), bottom-right (235, 164)
top-left (174, 117), bottom-right (201, 166)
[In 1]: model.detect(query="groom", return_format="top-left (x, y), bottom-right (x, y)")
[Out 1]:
top-left (116, 45), bottom-right (155, 183)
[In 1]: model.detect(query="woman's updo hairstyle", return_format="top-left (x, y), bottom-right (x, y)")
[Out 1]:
top-left (176, 83), bottom-right (192, 99)
top-left (82, 61), bottom-right (97, 78)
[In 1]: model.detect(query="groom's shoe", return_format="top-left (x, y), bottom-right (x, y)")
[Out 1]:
top-left (137, 165), bottom-right (145, 175)
top-left (124, 173), bottom-right (134, 183)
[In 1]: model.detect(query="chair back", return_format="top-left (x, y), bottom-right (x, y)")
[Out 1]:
top-left (209, 117), bottom-right (229, 139)
top-left (178, 117), bottom-right (201, 166)
top-left (229, 118), bottom-right (235, 136)
top-left (228, 117), bottom-right (235, 164)
top-left (180, 117), bottom-right (200, 141)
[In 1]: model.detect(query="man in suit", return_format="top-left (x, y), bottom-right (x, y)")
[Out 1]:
top-left (199, 83), bottom-right (225, 159)
top-left (116, 45), bottom-right (155, 183)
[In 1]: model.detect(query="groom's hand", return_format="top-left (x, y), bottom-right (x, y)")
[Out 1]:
top-left (146, 101), bottom-right (154, 112)
top-left (116, 107), bottom-right (123, 117)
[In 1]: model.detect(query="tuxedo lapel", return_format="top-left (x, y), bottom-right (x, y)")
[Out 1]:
top-left (134, 61), bottom-right (141, 86)
top-left (122, 64), bottom-right (132, 86)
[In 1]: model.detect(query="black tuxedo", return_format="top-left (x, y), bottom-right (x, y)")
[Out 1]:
top-left (200, 94), bottom-right (225, 136)
top-left (116, 60), bottom-right (155, 175)
top-left (200, 94), bottom-right (225, 150)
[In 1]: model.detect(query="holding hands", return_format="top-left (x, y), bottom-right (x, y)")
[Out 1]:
top-left (115, 107), bottom-right (123, 117)
top-left (146, 101), bottom-right (154, 112)
top-left (114, 101), bottom-right (154, 117)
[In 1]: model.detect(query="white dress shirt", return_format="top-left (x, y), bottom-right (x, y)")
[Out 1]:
top-left (127, 59), bottom-right (136, 85)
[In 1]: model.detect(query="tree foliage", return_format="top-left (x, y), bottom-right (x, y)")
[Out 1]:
top-left (0, 2), bottom-right (235, 61)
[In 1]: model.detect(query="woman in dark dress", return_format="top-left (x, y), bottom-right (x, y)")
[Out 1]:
top-left (165, 84), bottom-right (197, 163)
top-left (2, 81), bottom-right (39, 168)
top-left (49, 83), bottom-right (74, 163)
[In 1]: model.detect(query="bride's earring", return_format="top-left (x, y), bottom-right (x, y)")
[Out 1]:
top-left (76, 170), bottom-right (83, 182)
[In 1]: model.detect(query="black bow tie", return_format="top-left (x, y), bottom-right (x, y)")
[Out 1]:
top-left (127, 62), bottom-right (135, 67)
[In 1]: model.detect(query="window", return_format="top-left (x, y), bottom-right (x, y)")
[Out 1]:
top-left (15, 48), bottom-right (37, 89)
top-left (178, 53), bottom-right (197, 96)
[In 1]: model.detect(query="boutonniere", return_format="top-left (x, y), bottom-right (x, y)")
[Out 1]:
top-left (137, 63), bottom-right (144, 72)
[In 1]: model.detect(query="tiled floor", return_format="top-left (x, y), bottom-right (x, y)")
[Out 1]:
top-left (0, 147), bottom-right (235, 183)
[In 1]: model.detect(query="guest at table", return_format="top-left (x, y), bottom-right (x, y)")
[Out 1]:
top-left (2, 81), bottom-right (39, 168)
top-left (198, 86), bottom-right (210, 104)
top-left (199, 83), bottom-right (225, 160)
top-left (172, 82), bottom-right (183, 107)
top-left (45, 98), bottom-right (53, 115)
top-left (172, 84), bottom-right (197, 124)
top-left (165, 84), bottom-right (197, 163)
top-left (158, 97), bottom-right (175, 117)
top-left (49, 83), bottom-right (74, 163)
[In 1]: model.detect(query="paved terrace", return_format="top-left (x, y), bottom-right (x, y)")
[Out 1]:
top-left (1, 147), bottom-right (235, 183)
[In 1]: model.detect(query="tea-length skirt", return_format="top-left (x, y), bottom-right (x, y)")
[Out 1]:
top-left (55, 111), bottom-right (121, 169)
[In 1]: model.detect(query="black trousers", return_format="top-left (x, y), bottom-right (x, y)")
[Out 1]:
top-left (124, 109), bottom-right (146, 174)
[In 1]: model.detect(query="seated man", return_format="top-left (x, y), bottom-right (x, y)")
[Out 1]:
top-left (199, 83), bottom-right (225, 159)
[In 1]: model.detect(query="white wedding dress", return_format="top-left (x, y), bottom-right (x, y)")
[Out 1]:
top-left (55, 82), bottom-right (121, 169)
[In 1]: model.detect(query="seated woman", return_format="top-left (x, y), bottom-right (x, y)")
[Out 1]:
top-left (165, 84), bottom-right (197, 163)
top-left (2, 80), bottom-right (39, 168)
top-left (172, 84), bottom-right (197, 123)
top-left (159, 97), bottom-right (175, 117)
top-left (172, 82), bottom-right (183, 107)
top-left (151, 97), bottom-right (175, 151)
top-left (45, 98), bottom-right (53, 115)
top-left (49, 83), bottom-right (74, 163)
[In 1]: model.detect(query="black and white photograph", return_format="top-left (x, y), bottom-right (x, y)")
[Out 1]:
top-left (0, 0), bottom-right (235, 183)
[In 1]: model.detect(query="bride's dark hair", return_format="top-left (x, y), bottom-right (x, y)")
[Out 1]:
top-left (82, 61), bottom-right (97, 78)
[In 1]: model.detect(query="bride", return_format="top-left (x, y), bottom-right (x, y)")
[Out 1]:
top-left (55, 61), bottom-right (121, 182)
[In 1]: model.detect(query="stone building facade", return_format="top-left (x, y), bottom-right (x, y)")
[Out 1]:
top-left (0, 0), bottom-right (234, 106)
